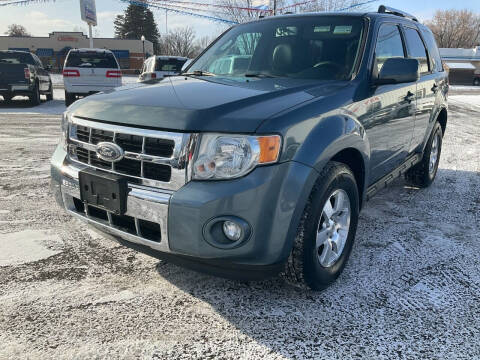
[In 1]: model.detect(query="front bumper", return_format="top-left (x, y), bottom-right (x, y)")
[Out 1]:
top-left (51, 143), bottom-right (316, 279)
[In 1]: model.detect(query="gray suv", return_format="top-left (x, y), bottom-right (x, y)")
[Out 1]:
top-left (51, 6), bottom-right (448, 290)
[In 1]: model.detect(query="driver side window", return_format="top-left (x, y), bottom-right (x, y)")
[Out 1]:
top-left (374, 24), bottom-right (405, 76)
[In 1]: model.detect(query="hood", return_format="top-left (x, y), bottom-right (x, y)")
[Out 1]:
top-left (69, 76), bottom-right (349, 133)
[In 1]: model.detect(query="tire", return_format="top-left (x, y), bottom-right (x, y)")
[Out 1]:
top-left (474, 78), bottom-right (480, 86)
top-left (65, 91), bottom-right (75, 107)
top-left (3, 94), bottom-right (12, 102)
top-left (282, 161), bottom-right (360, 291)
top-left (405, 122), bottom-right (443, 188)
top-left (46, 82), bottom-right (53, 101)
top-left (30, 82), bottom-right (41, 106)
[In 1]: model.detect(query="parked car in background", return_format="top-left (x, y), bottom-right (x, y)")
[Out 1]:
top-left (51, 6), bottom-right (448, 291)
top-left (474, 75), bottom-right (480, 86)
top-left (138, 56), bottom-right (189, 82)
top-left (0, 50), bottom-right (52, 105)
top-left (63, 48), bottom-right (122, 106)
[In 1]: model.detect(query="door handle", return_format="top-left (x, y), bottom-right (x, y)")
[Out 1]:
top-left (431, 84), bottom-right (439, 93)
top-left (405, 91), bottom-right (415, 103)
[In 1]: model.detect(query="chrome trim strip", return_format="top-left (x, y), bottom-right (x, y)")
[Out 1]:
top-left (71, 116), bottom-right (185, 142)
top-left (67, 208), bottom-right (169, 252)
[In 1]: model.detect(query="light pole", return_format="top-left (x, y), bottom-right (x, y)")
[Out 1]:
top-left (141, 35), bottom-right (146, 68)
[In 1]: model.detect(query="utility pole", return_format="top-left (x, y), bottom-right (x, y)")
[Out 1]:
top-left (273, 0), bottom-right (277, 15)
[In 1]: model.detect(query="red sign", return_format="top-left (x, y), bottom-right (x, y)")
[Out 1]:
top-left (58, 36), bottom-right (79, 42)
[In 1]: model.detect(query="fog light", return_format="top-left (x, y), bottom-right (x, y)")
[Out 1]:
top-left (223, 220), bottom-right (242, 241)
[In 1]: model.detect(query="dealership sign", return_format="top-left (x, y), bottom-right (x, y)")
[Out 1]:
top-left (80, 0), bottom-right (97, 26)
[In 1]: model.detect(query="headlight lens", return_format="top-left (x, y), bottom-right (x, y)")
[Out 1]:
top-left (193, 134), bottom-right (281, 180)
top-left (60, 112), bottom-right (70, 150)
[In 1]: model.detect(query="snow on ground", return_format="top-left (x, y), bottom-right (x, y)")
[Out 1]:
top-left (450, 94), bottom-right (480, 109)
top-left (0, 230), bottom-right (61, 267)
top-left (449, 85), bottom-right (480, 92)
top-left (0, 93), bottom-right (479, 358)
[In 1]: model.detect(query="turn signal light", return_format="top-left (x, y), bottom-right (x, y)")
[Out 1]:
top-left (258, 135), bottom-right (281, 164)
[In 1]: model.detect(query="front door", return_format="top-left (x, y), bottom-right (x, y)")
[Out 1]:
top-left (363, 23), bottom-right (416, 183)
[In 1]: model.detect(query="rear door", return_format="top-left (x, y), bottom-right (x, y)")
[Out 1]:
top-left (365, 23), bottom-right (417, 182)
top-left (65, 51), bottom-right (121, 89)
top-left (402, 26), bottom-right (437, 151)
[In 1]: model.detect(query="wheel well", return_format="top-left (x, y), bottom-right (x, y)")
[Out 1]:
top-left (331, 148), bottom-right (365, 209)
top-left (437, 108), bottom-right (447, 136)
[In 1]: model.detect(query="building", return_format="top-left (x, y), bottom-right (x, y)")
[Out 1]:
top-left (0, 31), bottom-right (154, 73)
top-left (440, 47), bottom-right (480, 85)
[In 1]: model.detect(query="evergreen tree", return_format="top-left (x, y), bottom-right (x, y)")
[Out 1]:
top-left (114, 4), bottom-right (161, 54)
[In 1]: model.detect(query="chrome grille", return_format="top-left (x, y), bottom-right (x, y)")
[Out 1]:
top-left (67, 117), bottom-right (195, 191)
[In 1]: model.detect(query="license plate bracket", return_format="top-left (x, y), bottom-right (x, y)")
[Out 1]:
top-left (79, 169), bottom-right (128, 215)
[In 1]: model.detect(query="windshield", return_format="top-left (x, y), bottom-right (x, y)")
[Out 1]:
top-left (0, 52), bottom-right (35, 65)
top-left (189, 16), bottom-right (365, 80)
top-left (155, 58), bottom-right (187, 72)
top-left (66, 52), bottom-right (118, 69)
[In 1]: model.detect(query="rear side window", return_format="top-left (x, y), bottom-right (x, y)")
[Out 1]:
top-left (155, 58), bottom-right (187, 72)
top-left (420, 28), bottom-right (443, 72)
top-left (66, 52), bottom-right (118, 69)
top-left (0, 52), bottom-right (35, 65)
top-left (374, 24), bottom-right (405, 75)
top-left (403, 27), bottom-right (430, 75)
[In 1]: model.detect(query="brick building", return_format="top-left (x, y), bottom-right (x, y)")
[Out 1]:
top-left (0, 31), bottom-right (154, 73)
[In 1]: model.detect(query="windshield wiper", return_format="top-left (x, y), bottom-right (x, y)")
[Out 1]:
top-left (182, 70), bottom-right (216, 77)
top-left (244, 73), bottom-right (278, 78)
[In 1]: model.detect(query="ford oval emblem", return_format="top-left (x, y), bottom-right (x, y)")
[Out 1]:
top-left (95, 142), bottom-right (124, 163)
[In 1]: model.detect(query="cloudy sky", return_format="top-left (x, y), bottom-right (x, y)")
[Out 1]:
top-left (0, 0), bottom-right (479, 40)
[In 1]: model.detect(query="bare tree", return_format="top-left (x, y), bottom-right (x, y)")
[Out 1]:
top-left (296, 0), bottom-right (370, 12)
top-left (160, 27), bottom-right (198, 58)
top-left (5, 24), bottom-right (31, 37)
top-left (217, 0), bottom-right (370, 23)
top-left (425, 10), bottom-right (480, 48)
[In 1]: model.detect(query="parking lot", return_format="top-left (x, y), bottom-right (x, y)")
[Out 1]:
top-left (0, 88), bottom-right (479, 359)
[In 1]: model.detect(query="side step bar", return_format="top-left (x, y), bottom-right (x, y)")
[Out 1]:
top-left (366, 153), bottom-right (422, 201)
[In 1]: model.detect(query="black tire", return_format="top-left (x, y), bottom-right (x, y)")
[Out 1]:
top-left (65, 91), bottom-right (75, 107)
top-left (474, 78), bottom-right (480, 86)
top-left (3, 94), bottom-right (13, 102)
top-left (405, 122), bottom-right (443, 188)
top-left (46, 82), bottom-right (53, 101)
top-left (30, 82), bottom-right (41, 106)
top-left (282, 161), bottom-right (360, 291)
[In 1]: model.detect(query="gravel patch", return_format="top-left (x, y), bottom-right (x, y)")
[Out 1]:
top-left (0, 95), bottom-right (479, 359)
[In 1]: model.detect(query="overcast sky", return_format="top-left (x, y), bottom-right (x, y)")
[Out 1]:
top-left (0, 0), bottom-right (479, 41)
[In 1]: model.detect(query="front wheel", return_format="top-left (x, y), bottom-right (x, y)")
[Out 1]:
top-left (282, 162), bottom-right (359, 291)
top-left (405, 122), bottom-right (443, 188)
top-left (474, 78), bottom-right (480, 86)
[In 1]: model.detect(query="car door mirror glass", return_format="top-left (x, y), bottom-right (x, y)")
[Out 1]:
top-left (375, 58), bottom-right (419, 85)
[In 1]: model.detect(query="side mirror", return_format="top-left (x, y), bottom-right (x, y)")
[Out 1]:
top-left (375, 58), bottom-right (419, 85)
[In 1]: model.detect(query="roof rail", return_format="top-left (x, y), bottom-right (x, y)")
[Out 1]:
top-left (378, 5), bottom-right (418, 22)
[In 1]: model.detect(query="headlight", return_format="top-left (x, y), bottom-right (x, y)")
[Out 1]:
top-left (60, 112), bottom-right (70, 150)
top-left (193, 134), bottom-right (281, 180)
